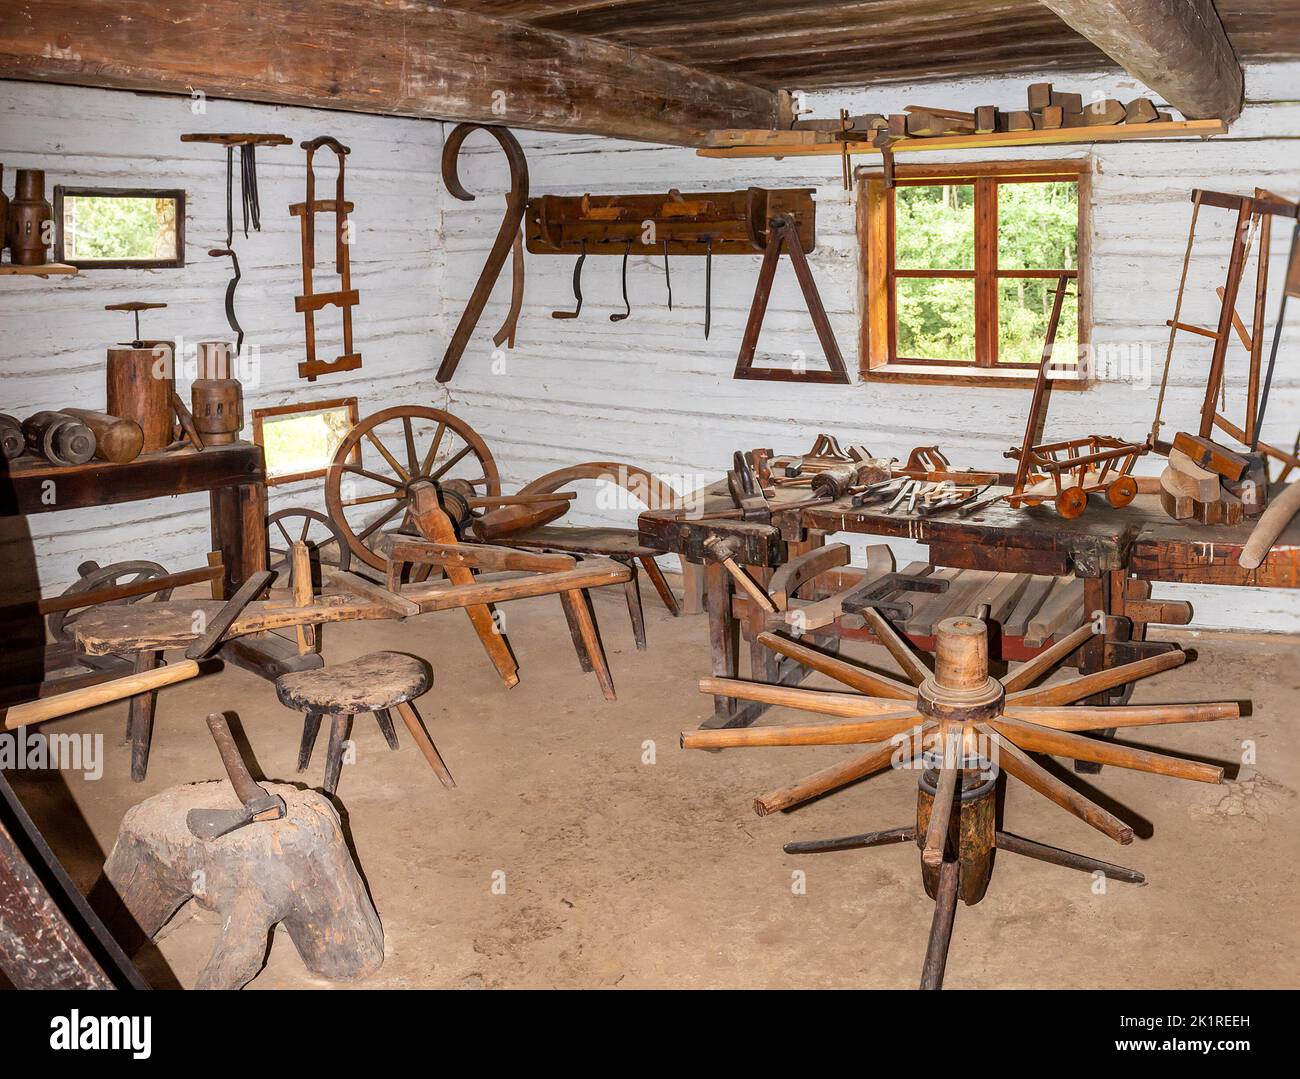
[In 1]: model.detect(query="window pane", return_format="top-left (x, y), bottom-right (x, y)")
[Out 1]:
top-left (62, 194), bottom-right (180, 262)
top-left (997, 181), bottom-right (1077, 270)
top-left (896, 277), bottom-right (977, 363)
top-left (895, 184), bottom-right (974, 270)
top-left (997, 279), bottom-right (1078, 366)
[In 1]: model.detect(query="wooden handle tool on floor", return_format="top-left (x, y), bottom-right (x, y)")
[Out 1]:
top-left (2, 660), bottom-right (201, 731)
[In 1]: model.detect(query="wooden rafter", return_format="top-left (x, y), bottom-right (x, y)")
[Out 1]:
top-left (0, 0), bottom-right (783, 146)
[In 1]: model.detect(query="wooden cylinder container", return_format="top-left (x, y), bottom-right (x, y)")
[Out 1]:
top-left (63, 408), bottom-right (145, 464)
top-left (22, 410), bottom-right (96, 466)
top-left (6, 168), bottom-right (52, 267)
top-left (917, 762), bottom-right (996, 906)
top-left (191, 378), bottom-right (243, 446)
top-left (0, 413), bottom-right (24, 460)
top-left (107, 343), bottom-right (174, 453)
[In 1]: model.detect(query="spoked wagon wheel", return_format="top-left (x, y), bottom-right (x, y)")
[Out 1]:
top-left (267, 507), bottom-right (352, 577)
top-left (325, 406), bottom-right (500, 570)
top-left (48, 560), bottom-right (175, 670)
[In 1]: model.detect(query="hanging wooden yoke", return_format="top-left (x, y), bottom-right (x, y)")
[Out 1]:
top-left (436, 123), bottom-right (530, 384)
top-left (292, 136), bottom-right (362, 382)
top-left (734, 213), bottom-right (850, 384)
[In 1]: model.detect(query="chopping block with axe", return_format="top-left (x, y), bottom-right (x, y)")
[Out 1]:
top-left (99, 714), bottom-right (383, 989)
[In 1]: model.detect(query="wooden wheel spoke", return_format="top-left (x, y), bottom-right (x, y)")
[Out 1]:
top-left (682, 712), bottom-right (921, 750)
top-left (989, 716), bottom-right (1224, 783)
top-left (922, 728), bottom-right (962, 868)
top-left (1003, 702), bottom-right (1240, 731)
top-left (1006, 649), bottom-right (1186, 707)
top-left (344, 463), bottom-right (402, 488)
top-left (343, 490), bottom-right (403, 508)
top-left (402, 415), bottom-right (420, 475)
top-left (355, 502), bottom-right (404, 542)
top-left (1001, 622), bottom-right (1098, 693)
top-left (979, 724), bottom-right (1133, 844)
top-left (428, 443), bottom-right (473, 482)
top-left (756, 631), bottom-right (915, 700)
top-left (419, 421), bottom-right (447, 476)
top-left (364, 430), bottom-right (410, 482)
top-left (275, 519), bottom-right (294, 547)
top-left (698, 677), bottom-right (912, 717)
top-left (753, 722), bottom-right (934, 817)
top-left (861, 608), bottom-right (930, 686)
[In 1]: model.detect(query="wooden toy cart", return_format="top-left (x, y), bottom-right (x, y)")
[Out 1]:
top-left (1005, 434), bottom-right (1147, 519)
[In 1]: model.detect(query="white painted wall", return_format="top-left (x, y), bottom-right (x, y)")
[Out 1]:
top-left (0, 81), bottom-right (448, 595)
top-left (442, 62), bottom-right (1300, 632)
top-left (3, 62), bottom-right (1299, 632)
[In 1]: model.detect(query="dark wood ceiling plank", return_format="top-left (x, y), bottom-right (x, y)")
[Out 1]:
top-left (0, 0), bottom-right (782, 144)
top-left (1038, 0), bottom-right (1244, 120)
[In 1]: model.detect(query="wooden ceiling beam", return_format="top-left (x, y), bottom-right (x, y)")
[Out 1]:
top-left (0, 0), bottom-right (783, 145)
top-left (1037, 0), bottom-right (1244, 121)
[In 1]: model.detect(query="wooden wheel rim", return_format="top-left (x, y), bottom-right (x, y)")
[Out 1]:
top-left (1106, 475), bottom-right (1138, 508)
top-left (1056, 485), bottom-right (1088, 519)
top-left (267, 507), bottom-right (353, 576)
top-left (325, 406), bottom-right (500, 570)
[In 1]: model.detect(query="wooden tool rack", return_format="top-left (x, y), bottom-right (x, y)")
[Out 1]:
top-left (639, 473), bottom-right (1300, 733)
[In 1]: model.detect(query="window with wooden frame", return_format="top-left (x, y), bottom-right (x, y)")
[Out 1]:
top-left (858, 160), bottom-right (1089, 386)
top-left (252, 398), bottom-right (358, 485)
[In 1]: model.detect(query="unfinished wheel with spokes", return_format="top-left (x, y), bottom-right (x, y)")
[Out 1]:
top-left (325, 406), bottom-right (500, 571)
top-left (267, 507), bottom-right (352, 577)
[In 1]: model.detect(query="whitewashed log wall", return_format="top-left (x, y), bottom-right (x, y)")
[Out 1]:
top-left (0, 82), bottom-right (448, 595)
top-left (2, 62), bottom-right (1299, 632)
top-left (444, 62), bottom-right (1300, 633)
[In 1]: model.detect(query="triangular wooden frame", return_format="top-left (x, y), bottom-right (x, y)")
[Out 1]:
top-left (733, 215), bottom-right (850, 384)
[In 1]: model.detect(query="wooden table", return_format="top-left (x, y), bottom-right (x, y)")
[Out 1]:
top-left (1, 442), bottom-right (267, 600)
top-left (640, 481), bottom-right (1300, 736)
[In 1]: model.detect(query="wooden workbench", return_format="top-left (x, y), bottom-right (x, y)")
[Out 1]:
top-left (639, 480), bottom-right (1300, 733)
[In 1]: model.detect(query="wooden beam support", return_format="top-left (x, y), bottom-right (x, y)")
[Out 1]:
top-left (0, 0), bottom-right (782, 146)
top-left (1037, 0), bottom-right (1243, 122)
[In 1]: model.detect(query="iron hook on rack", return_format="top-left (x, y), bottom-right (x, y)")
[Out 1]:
top-left (611, 240), bottom-right (632, 323)
top-left (704, 236), bottom-right (713, 339)
top-left (553, 239), bottom-right (587, 319)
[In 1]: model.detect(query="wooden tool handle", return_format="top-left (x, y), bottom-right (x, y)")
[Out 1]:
top-left (105, 302), bottom-right (167, 312)
top-left (2, 661), bottom-right (201, 731)
top-left (1240, 481), bottom-right (1300, 569)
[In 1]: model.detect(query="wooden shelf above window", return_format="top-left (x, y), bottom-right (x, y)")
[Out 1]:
top-left (697, 118), bottom-right (1228, 159)
top-left (0, 262), bottom-right (78, 278)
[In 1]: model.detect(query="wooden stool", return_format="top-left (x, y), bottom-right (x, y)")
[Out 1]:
top-left (275, 652), bottom-right (453, 795)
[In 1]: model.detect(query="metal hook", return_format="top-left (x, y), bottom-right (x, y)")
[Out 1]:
top-left (552, 239), bottom-right (586, 319)
top-left (610, 240), bottom-right (632, 322)
top-left (663, 238), bottom-right (673, 311)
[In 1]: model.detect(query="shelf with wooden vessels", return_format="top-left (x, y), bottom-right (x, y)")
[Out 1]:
top-left (697, 118), bottom-right (1229, 160)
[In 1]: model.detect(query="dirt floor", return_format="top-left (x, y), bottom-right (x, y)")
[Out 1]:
top-left (8, 586), bottom-right (1299, 989)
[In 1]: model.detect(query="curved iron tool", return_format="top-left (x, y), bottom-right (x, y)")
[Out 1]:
top-left (663, 238), bottom-right (673, 310)
top-left (437, 123), bottom-right (529, 382)
top-left (610, 241), bottom-right (632, 322)
top-left (208, 246), bottom-right (244, 355)
top-left (553, 240), bottom-right (586, 319)
top-left (492, 227), bottom-right (525, 348)
top-left (704, 236), bottom-right (713, 339)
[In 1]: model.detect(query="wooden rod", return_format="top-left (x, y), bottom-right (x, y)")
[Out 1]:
top-left (2, 660), bottom-right (201, 730)
top-left (919, 859), bottom-right (960, 990)
top-left (989, 717), bottom-right (1224, 783)
top-left (1003, 702), bottom-right (1239, 730)
top-left (697, 677), bottom-right (908, 717)
top-left (922, 730), bottom-right (961, 868)
top-left (1000, 622), bottom-right (1097, 693)
top-left (753, 726), bottom-right (930, 816)
top-left (860, 608), bottom-right (930, 686)
top-left (1006, 649), bottom-right (1186, 706)
top-left (756, 631), bottom-right (915, 700)
top-left (981, 724), bottom-right (1133, 843)
top-left (682, 713), bottom-right (921, 749)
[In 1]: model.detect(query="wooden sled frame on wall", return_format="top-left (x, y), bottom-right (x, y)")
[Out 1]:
top-left (734, 214), bottom-right (851, 384)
